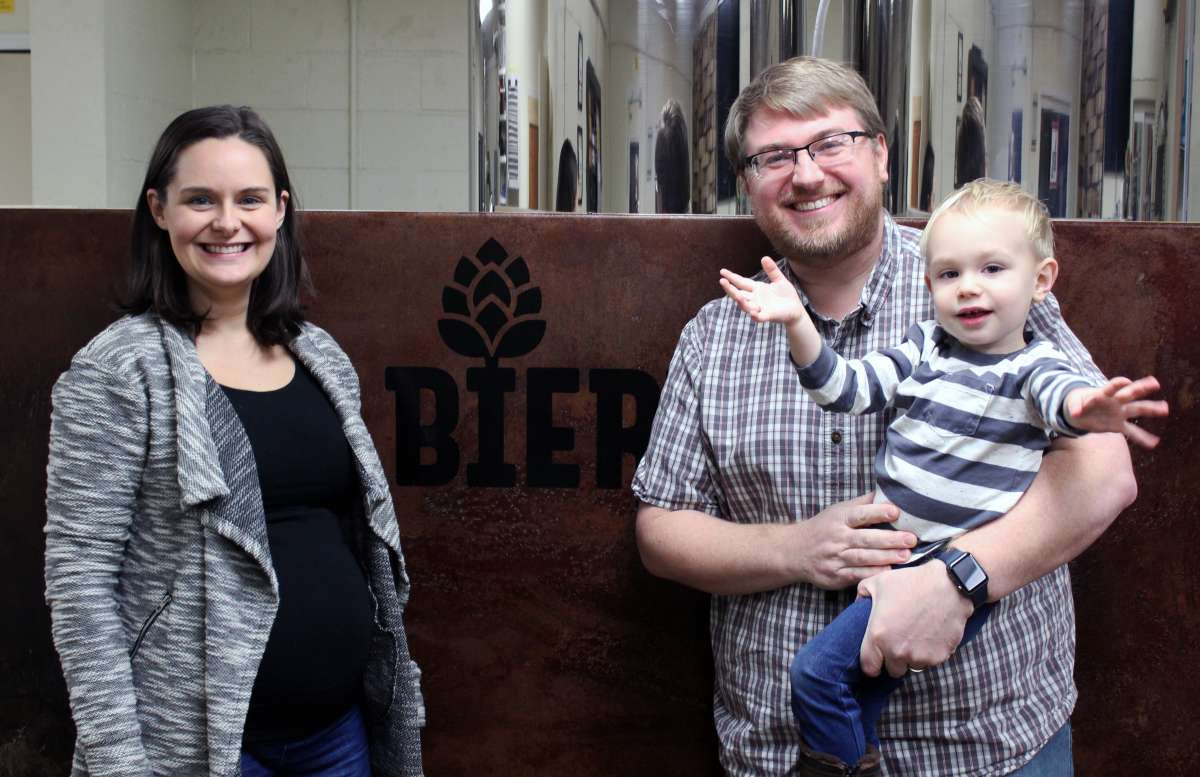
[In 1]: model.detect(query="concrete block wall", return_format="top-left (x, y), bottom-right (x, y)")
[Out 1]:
top-left (194, 0), bottom-right (353, 209)
top-left (30, 0), bottom-right (469, 211)
top-left (354, 1), bottom-right (469, 210)
top-left (0, 0), bottom-right (33, 207)
top-left (105, 0), bottom-right (193, 208)
top-left (192, 0), bottom-right (470, 211)
top-left (29, 0), bottom-right (109, 207)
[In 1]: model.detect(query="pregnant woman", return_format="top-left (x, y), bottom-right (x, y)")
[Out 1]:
top-left (45, 106), bottom-right (424, 777)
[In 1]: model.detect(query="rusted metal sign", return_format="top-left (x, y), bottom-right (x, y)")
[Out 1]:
top-left (0, 210), bottom-right (1192, 774)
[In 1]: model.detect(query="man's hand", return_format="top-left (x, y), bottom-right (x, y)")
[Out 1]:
top-left (857, 561), bottom-right (974, 678)
top-left (1066, 376), bottom-right (1168, 449)
top-left (635, 493), bottom-right (916, 596)
top-left (797, 493), bottom-right (916, 590)
top-left (719, 257), bottom-right (804, 324)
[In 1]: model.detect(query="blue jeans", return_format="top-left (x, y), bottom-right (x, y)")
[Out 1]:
top-left (1009, 722), bottom-right (1073, 776)
top-left (241, 703), bottom-right (372, 777)
top-left (790, 596), bottom-right (994, 765)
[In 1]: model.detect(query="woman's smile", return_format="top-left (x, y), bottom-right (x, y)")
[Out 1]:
top-left (202, 242), bottom-right (254, 255)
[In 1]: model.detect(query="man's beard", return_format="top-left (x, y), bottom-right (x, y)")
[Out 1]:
top-left (757, 183), bottom-right (883, 267)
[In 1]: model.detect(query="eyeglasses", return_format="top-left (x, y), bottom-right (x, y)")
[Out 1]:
top-left (744, 131), bottom-right (873, 180)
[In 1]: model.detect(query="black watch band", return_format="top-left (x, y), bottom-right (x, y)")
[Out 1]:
top-left (938, 548), bottom-right (989, 609)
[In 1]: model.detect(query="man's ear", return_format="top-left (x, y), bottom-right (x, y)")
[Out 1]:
top-left (1033, 256), bottom-right (1059, 301)
top-left (739, 168), bottom-right (754, 211)
top-left (874, 133), bottom-right (889, 183)
top-left (147, 189), bottom-right (167, 229)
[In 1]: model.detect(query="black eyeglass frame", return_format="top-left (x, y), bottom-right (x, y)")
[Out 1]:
top-left (743, 131), bottom-right (875, 179)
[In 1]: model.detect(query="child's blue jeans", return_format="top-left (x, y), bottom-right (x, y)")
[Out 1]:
top-left (790, 595), bottom-right (994, 765)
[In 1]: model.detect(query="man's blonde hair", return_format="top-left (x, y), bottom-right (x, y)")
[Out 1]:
top-left (724, 56), bottom-right (886, 172)
top-left (920, 179), bottom-right (1054, 262)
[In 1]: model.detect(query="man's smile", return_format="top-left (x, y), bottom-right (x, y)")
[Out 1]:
top-left (781, 191), bottom-right (845, 214)
top-left (789, 195), bottom-right (839, 212)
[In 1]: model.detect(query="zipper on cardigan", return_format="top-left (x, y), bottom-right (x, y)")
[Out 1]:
top-left (129, 591), bottom-right (172, 659)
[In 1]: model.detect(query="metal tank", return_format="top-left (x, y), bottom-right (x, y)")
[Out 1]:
top-left (470, 0), bottom-right (1199, 221)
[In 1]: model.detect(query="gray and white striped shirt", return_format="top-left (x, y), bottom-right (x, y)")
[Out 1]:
top-left (796, 321), bottom-right (1097, 558)
top-left (632, 215), bottom-right (1102, 777)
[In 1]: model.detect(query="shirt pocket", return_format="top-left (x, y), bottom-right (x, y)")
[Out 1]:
top-left (921, 379), bottom-right (996, 439)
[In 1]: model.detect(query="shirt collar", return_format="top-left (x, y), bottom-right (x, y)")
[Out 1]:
top-left (856, 211), bottom-right (901, 327)
top-left (779, 211), bottom-right (902, 328)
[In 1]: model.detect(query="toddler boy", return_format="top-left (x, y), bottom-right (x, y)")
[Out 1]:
top-left (719, 180), bottom-right (1167, 776)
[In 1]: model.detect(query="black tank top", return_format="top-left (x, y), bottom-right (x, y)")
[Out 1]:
top-left (221, 362), bottom-right (374, 746)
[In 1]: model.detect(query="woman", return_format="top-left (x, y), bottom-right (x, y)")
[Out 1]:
top-left (44, 106), bottom-right (424, 776)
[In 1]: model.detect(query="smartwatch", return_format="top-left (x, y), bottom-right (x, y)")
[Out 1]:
top-left (938, 548), bottom-right (989, 610)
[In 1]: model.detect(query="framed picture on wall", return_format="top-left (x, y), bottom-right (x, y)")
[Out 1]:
top-left (957, 32), bottom-right (963, 102)
top-left (577, 33), bottom-right (584, 110)
top-left (586, 60), bottom-right (601, 213)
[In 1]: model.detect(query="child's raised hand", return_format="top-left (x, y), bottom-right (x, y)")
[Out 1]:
top-left (719, 256), bottom-right (805, 324)
top-left (1066, 376), bottom-right (1169, 449)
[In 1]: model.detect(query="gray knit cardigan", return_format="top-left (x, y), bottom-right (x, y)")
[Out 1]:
top-left (45, 312), bottom-right (425, 777)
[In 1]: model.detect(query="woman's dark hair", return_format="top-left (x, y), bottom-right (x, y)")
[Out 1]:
top-left (655, 100), bottom-right (690, 213)
top-left (555, 139), bottom-right (578, 212)
top-left (121, 105), bottom-right (310, 347)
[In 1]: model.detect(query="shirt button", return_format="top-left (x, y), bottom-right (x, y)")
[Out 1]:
top-left (862, 310), bottom-right (872, 322)
top-left (830, 431), bottom-right (843, 444)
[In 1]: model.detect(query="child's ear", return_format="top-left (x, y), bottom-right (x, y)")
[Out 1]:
top-left (1033, 257), bottom-right (1059, 301)
top-left (924, 273), bottom-right (932, 292)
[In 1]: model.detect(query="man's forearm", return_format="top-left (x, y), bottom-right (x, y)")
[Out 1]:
top-left (635, 504), bottom-right (803, 596)
top-left (857, 432), bottom-right (1135, 675)
top-left (636, 496), bottom-right (915, 597)
top-left (951, 432), bottom-right (1136, 600)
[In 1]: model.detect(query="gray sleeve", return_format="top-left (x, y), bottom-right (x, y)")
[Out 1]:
top-left (44, 355), bottom-right (154, 777)
top-left (1023, 351), bottom-right (1101, 437)
top-left (793, 321), bottom-right (928, 415)
top-left (631, 316), bottom-right (721, 515)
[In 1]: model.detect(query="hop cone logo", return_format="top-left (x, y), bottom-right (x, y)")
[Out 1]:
top-left (439, 237), bottom-right (545, 368)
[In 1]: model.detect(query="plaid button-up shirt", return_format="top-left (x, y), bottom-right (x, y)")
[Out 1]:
top-left (632, 215), bottom-right (1102, 776)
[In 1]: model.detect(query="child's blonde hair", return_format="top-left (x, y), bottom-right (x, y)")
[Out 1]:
top-left (920, 179), bottom-right (1054, 262)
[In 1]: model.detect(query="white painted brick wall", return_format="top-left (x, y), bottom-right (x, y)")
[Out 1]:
top-left (30, 0), bottom-right (110, 207)
top-left (31, 0), bottom-right (469, 210)
top-left (193, 0), bottom-right (468, 211)
top-left (104, 0), bottom-right (193, 207)
top-left (353, 0), bottom-right (468, 210)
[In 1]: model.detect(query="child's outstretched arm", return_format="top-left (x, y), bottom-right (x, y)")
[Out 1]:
top-left (1066, 376), bottom-right (1169, 448)
top-left (720, 257), bottom-right (823, 367)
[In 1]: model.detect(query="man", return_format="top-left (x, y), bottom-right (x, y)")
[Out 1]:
top-left (632, 57), bottom-right (1135, 776)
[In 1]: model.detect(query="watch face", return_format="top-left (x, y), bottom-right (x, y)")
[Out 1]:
top-left (955, 557), bottom-right (988, 592)
top-left (942, 550), bottom-right (988, 608)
